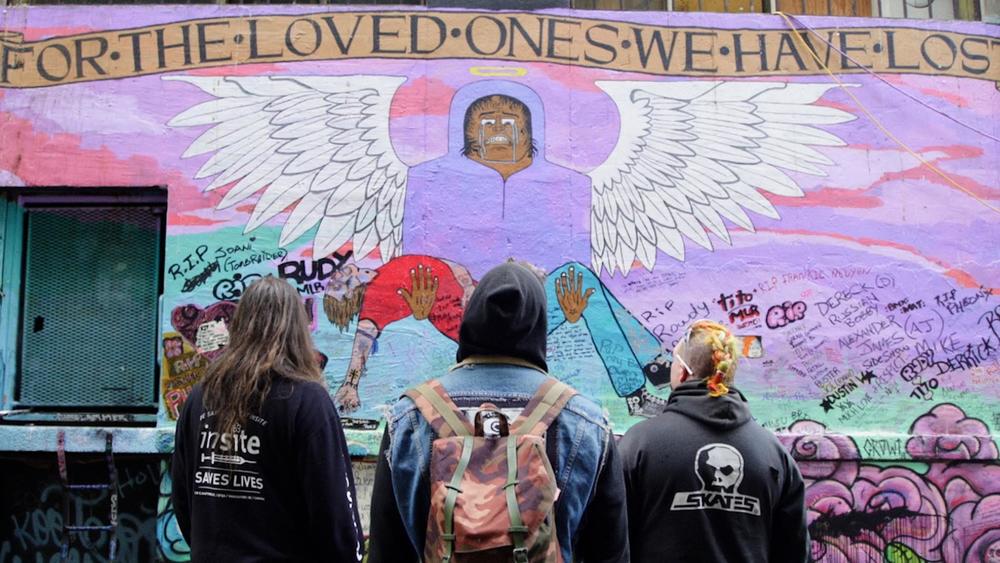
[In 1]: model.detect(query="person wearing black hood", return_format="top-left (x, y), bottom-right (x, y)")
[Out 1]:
top-left (619, 319), bottom-right (809, 563)
top-left (367, 261), bottom-right (629, 562)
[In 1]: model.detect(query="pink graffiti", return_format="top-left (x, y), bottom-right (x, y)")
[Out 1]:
top-left (784, 404), bottom-right (999, 562)
top-left (766, 301), bottom-right (808, 329)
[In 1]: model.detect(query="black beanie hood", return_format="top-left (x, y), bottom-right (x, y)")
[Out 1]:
top-left (456, 262), bottom-right (548, 372)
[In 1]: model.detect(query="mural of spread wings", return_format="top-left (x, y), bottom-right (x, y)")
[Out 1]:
top-left (165, 75), bottom-right (408, 261)
top-left (169, 76), bottom-right (853, 275)
top-left (589, 81), bottom-right (855, 274)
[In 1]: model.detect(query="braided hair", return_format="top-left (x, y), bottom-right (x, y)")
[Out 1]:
top-left (687, 320), bottom-right (740, 398)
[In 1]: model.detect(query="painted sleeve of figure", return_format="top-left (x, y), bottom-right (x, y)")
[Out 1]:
top-left (358, 256), bottom-right (466, 341)
top-left (769, 451), bottom-right (810, 563)
top-left (170, 397), bottom-right (193, 545)
top-left (296, 384), bottom-right (366, 562)
top-left (572, 434), bottom-right (630, 563)
top-left (546, 263), bottom-right (661, 397)
top-left (367, 428), bottom-right (420, 563)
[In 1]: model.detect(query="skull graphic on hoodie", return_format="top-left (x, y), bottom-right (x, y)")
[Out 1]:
top-left (671, 443), bottom-right (762, 516)
top-left (698, 445), bottom-right (745, 493)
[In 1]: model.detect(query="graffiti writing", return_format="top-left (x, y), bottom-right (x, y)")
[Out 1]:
top-left (167, 245), bottom-right (209, 282)
top-left (212, 273), bottom-right (262, 301)
top-left (815, 282), bottom-right (879, 315)
top-left (935, 286), bottom-right (994, 316)
top-left (716, 290), bottom-right (759, 328)
top-left (819, 370), bottom-right (876, 412)
top-left (649, 301), bottom-right (712, 346)
top-left (277, 250), bottom-right (353, 288)
top-left (900, 349), bottom-right (937, 383)
top-left (861, 438), bottom-right (906, 459)
top-left (904, 308), bottom-right (946, 342)
top-left (765, 300), bottom-right (807, 329)
top-left (784, 404), bottom-right (999, 562)
top-left (640, 298), bottom-right (674, 322)
top-left (171, 240), bottom-right (287, 293)
top-left (180, 261), bottom-right (219, 293)
top-left (887, 297), bottom-right (925, 313)
top-left (161, 331), bottom-right (211, 421)
top-left (0, 468), bottom-right (158, 563)
top-left (219, 248), bottom-right (287, 273)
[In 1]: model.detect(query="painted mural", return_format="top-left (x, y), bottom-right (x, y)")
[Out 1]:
top-left (1, 6), bottom-right (998, 562)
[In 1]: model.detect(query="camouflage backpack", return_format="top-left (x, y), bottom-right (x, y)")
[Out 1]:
top-left (405, 377), bottom-right (577, 563)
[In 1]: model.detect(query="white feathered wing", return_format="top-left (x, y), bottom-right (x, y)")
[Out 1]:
top-left (590, 81), bottom-right (855, 275)
top-left (166, 75), bottom-right (408, 261)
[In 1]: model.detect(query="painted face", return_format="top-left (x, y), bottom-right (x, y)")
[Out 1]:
top-left (325, 264), bottom-right (378, 301)
top-left (323, 265), bottom-right (377, 332)
top-left (466, 96), bottom-right (531, 163)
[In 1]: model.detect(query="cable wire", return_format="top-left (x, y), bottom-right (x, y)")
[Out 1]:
top-left (776, 11), bottom-right (1000, 216)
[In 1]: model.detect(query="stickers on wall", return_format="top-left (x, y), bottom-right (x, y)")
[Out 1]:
top-left (195, 320), bottom-right (230, 354)
top-left (161, 332), bottom-right (210, 421)
top-left (738, 336), bottom-right (763, 358)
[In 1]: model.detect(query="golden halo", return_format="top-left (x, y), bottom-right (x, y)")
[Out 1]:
top-left (469, 66), bottom-right (528, 77)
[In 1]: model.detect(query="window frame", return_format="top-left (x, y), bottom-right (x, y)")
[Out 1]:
top-left (0, 188), bottom-right (167, 423)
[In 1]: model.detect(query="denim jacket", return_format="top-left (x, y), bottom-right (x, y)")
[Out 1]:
top-left (368, 360), bottom-right (629, 563)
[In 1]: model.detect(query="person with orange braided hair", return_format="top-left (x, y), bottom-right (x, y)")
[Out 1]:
top-left (619, 320), bottom-right (808, 563)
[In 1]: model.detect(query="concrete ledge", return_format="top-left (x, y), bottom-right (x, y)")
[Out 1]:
top-left (0, 426), bottom-right (175, 454)
top-left (2, 425), bottom-right (995, 462)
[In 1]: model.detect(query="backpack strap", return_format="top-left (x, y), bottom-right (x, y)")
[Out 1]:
top-left (503, 379), bottom-right (574, 563)
top-left (442, 435), bottom-right (474, 562)
top-left (404, 380), bottom-right (473, 438)
top-left (505, 435), bottom-right (530, 563)
top-left (510, 377), bottom-right (578, 436)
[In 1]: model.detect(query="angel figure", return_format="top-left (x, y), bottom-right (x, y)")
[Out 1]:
top-left (167, 75), bottom-right (853, 414)
top-left (166, 76), bottom-right (852, 275)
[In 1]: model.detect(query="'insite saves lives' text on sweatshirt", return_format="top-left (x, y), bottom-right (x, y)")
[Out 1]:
top-left (172, 380), bottom-right (364, 562)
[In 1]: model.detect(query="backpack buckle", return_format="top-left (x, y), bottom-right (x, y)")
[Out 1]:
top-left (512, 546), bottom-right (529, 563)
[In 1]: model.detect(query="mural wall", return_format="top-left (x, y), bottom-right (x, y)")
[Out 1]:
top-left (1, 6), bottom-right (998, 562)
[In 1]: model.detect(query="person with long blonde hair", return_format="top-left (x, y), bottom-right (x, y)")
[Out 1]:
top-left (172, 276), bottom-right (364, 562)
top-left (619, 319), bottom-right (808, 563)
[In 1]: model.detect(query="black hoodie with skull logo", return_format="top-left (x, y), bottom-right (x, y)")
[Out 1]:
top-left (618, 380), bottom-right (809, 563)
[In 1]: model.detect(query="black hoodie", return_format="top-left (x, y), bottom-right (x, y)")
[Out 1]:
top-left (619, 380), bottom-right (809, 563)
top-left (455, 261), bottom-right (548, 371)
top-left (171, 380), bottom-right (365, 562)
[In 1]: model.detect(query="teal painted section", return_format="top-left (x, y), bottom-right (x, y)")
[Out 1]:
top-left (0, 201), bottom-right (23, 412)
top-left (0, 426), bottom-right (174, 454)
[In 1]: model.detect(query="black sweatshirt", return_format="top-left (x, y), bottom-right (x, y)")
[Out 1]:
top-left (619, 381), bottom-right (809, 563)
top-left (172, 380), bottom-right (365, 562)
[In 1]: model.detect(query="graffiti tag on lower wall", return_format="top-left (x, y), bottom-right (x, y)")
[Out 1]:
top-left (782, 403), bottom-right (999, 563)
top-left (0, 458), bottom-right (161, 563)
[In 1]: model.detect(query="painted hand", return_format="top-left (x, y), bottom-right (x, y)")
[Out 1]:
top-left (556, 266), bottom-right (595, 324)
top-left (399, 264), bottom-right (439, 321)
top-left (335, 382), bottom-right (361, 414)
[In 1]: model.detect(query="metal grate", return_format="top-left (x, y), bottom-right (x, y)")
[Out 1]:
top-left (18, 207), bottom-right (162, 408)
